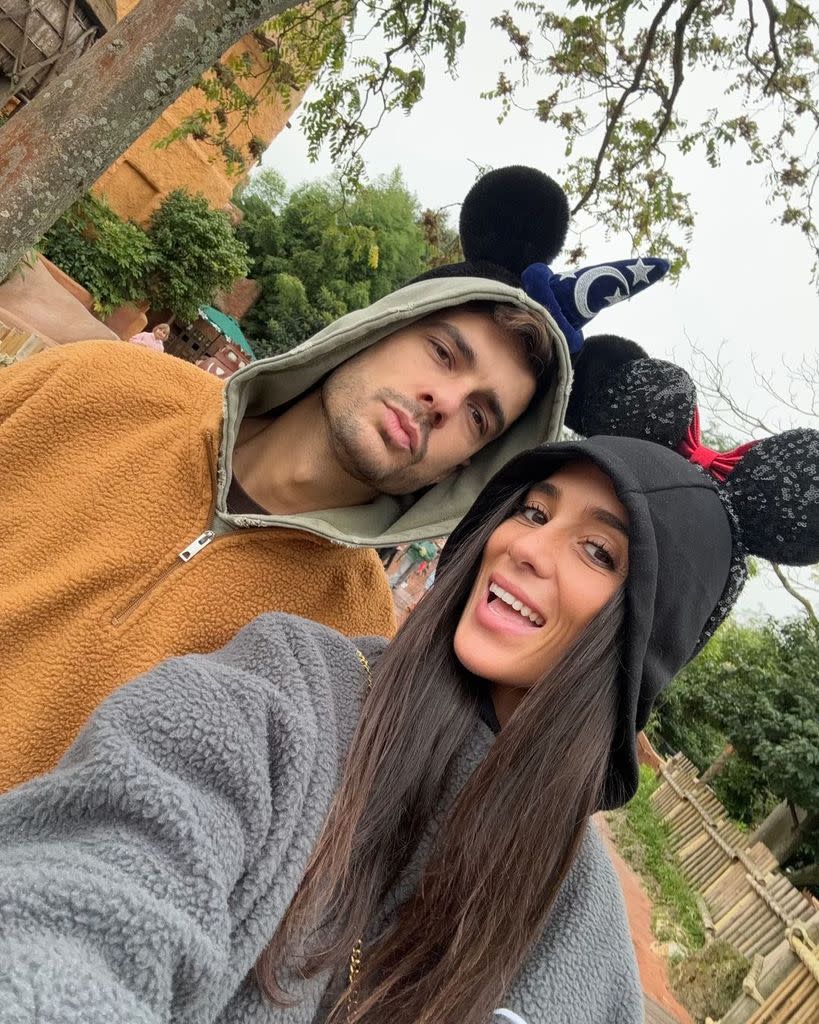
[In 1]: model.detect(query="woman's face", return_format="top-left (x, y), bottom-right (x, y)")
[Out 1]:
top-left (453, 461), bottom-right (629, 690)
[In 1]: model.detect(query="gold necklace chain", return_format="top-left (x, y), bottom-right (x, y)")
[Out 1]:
top-left (347, 649), bottom-right (372, 1023)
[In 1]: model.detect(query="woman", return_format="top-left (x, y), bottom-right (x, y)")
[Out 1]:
top-left (0, 355), bottom-right (816, 1024)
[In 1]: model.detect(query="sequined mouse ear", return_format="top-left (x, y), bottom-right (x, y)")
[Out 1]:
top-left (720, 429), bottom-right (819, 566)
top-left (566, 335), bottom-right (695, 448)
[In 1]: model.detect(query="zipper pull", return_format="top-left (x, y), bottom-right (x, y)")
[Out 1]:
top-left (179, 530), bottom-right (215, 562)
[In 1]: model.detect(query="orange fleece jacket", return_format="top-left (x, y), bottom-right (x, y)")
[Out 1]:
top-left (0, 342), bottom-right (396, 791)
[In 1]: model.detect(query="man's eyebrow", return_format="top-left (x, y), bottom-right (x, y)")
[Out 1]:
top-left (529, 482), bottom-right (629, 537)
top-left (428, 320), bottom-right (506, 434)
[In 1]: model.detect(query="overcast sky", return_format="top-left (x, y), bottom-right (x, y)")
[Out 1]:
top-left (260, 1), bottom-right (819, 621)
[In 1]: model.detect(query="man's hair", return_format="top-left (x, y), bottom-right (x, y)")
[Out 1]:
top-left (450, 300), bottom-right (556, 393)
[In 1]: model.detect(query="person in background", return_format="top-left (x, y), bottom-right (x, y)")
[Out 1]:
top-left (128, 322), bottom-right (170, 352)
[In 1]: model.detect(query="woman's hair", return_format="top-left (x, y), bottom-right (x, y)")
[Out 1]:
top-left (257, 478), bottom-right (625, 1024)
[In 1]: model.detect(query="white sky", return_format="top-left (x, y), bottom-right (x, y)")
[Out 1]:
top-left (260, 2), bottom-right (819, 621)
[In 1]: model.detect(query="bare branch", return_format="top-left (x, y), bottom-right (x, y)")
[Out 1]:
top-left (771, 563), bottom-right (818, 623)
top-left (572, 0), bottom-right (677, 215)
top-left (654, 0), bottom-right (704, 144)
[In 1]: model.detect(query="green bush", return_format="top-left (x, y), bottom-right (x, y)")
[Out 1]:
top-left (670, 941), bottom-right (749, 1023)
top-left (40, 190), bottom-right (249, 324)
top-left (145, 190), bottom-right (249, 323)
top-left (41, 195), bottom-right (155, 316)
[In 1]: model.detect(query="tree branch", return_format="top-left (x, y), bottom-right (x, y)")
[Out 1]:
top-left (653, 0), bottom-right (704, 144)
top-left (572, 0), bottom-right (677, 215)
top-left (771, 563), bottom-right (818, 623)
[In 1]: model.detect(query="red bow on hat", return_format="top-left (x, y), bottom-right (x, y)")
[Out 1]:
top-left (677, 408), bottom-right (759, 482)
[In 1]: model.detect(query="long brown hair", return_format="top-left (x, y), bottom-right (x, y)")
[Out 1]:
top-left (257, 479), bottom-right (624, 1023)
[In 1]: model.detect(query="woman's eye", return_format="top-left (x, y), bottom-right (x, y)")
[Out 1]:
top-left (583, 541), bottom-right (615, 570)
top-left (520, 504), bottom-right (548, 526)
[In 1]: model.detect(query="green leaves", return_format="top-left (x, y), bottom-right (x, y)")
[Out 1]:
top-left (236, 168), bottom-right (427, 357)
top-left (145, 190), bottom-right (249, 323)
top-left (486, 1), bottom-right (819, 286)
top-left (40, 190), bottom-right (249, 323)
top-left (40, 195), bottom-right (157, 317)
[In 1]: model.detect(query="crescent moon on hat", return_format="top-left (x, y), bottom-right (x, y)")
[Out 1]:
top-left (574, 266), bottom-right (630, 319)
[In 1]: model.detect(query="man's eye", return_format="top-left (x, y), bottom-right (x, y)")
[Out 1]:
top-left (469, 405), bottom-right (487, 435)
top-left (431, 340), bottom-right (451, 365)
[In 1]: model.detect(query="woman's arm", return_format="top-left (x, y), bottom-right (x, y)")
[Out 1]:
top-left (0, 613), bottom-right (359, 1024)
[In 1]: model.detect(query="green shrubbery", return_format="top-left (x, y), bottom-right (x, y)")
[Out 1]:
top-left (41, 190), bottom-right (248, 321)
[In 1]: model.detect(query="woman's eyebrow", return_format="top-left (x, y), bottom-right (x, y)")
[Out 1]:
top-left (531, 481), bottom-right (629, 536)
top-left (590, 507), bottom-right (630, 537)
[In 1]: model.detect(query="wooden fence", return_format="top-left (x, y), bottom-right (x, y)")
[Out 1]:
top-left (0, 321), bottom-right (49, 362)
top-left (651, 753), bottom-right (819, 1022)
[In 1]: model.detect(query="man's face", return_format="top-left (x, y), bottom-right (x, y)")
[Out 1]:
top-left (320, 310), bottom-right (538, 495)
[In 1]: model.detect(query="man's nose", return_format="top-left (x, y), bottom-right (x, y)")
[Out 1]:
top-left (418, 385), bottom-right (463, 428)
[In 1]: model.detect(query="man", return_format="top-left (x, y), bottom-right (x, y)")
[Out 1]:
top-left (0, 166), bottom-right (666, 789)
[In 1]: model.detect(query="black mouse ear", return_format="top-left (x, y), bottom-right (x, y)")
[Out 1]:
top-left (459, 166), bottom-right (570, 276)
top-left (721, 429), bottom-right (819, 566)
top-left (565, 334), bottom-right (647, 434)
top-left (566, 337), bottom-right (696, 450)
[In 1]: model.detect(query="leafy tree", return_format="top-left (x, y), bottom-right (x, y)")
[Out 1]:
top-left (40, 195), bottom-right (156, 316)
top-left (649, 616), bottom-right (819, 874)
top-left (2, 1), bottom-right (819, 285)
top-left (145, 190), bottom-right (250, 323)
top-left (486, 2), bottom-right (819, 280)
top-left (237, 168), bottom-right (426, 355)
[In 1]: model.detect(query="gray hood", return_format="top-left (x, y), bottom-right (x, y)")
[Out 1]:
top-left (216, 277), bottom-right (571, 547)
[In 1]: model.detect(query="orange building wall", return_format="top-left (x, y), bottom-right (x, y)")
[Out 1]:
top-left (94, 2), bottom-right (302, 224)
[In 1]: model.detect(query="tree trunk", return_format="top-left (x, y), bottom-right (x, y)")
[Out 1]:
top-left (0, 0), bottom-right (301, 277)
top-left (700, 742), bottom-right (735, 784)
top-left (750, 801), bottom-right (819, 865)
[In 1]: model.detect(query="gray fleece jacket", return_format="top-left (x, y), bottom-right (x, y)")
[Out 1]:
top-left (0, 614), bottom-right (641, 1024)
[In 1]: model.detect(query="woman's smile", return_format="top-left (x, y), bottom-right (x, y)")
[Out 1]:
top-left (475, 575), bottom-right (546, 634)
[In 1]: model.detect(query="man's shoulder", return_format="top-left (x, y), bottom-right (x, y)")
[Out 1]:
top-left (44, 340), bottom-right (223, 401)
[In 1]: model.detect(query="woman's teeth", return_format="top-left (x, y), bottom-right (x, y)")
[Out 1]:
top-left (488, 582), bottom-right (544, 626)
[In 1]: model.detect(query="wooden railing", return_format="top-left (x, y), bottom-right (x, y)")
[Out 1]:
top-left (651, 753), bottom-right (819, 1022)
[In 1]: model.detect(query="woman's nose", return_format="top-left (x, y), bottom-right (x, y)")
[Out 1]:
top-left (507, 523), bottom-right (558, 577)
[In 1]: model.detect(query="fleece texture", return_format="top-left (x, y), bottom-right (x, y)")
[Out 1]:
top-left (0, 275), bottom-right (572, 791)
top-left (0, 613), bottom-right (641, 1024)
top-left (0, 344), bottom-right (394, 791)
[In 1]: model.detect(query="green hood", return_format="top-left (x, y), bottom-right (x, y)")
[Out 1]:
top-left (216, 276), bottom-right (571, 547)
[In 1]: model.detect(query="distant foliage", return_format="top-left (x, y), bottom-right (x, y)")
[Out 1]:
top-left (236, 168), bottom-right (428, 356)
top-left (650, 617), bottom-right (819, 823)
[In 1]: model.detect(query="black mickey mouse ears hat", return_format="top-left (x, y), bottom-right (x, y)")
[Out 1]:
top-left (411, 166), bottom-right (669, 353)
top-left (438, 337), bottom-right (819, 808)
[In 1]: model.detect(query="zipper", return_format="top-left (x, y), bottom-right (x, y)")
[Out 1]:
top-left (112, 530), bottom-right (216, 625)
top-left (113, 435), bottom-right (222, 625)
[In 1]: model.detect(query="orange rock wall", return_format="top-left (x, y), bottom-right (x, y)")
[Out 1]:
top-left (94, 3), bottom-right (301, 224)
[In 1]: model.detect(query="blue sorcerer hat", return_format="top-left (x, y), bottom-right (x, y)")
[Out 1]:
top-left (411, 166), bottom-right (669, 355)
top-left (521, 258), bottom-right (670, 354)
